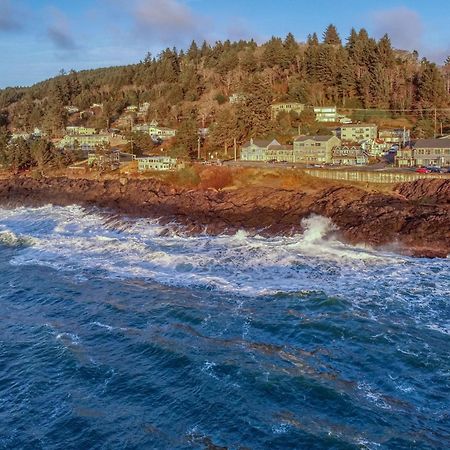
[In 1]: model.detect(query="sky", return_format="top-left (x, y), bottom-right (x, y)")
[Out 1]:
top-left (0, 0), bottom-right (449, 88)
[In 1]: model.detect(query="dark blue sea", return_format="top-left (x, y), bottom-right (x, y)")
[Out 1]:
top-left (0, 205), bottom-right (449, 449)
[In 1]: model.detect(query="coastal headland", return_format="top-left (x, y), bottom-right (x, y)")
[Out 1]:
top-left (0, 170), bottom-right (448, 258)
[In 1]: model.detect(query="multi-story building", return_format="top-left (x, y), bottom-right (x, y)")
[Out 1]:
top-left (133, 121), bottom-right (176, 140)
top-left (271, 102), bottom-right (305, 118)
top-left (293, 135), bottom-right (341, 164)
top-left (66, 126), bottom-right (97, 135)
top-left (396, 147), bottom-right (415, 167)
top-left (57, 134), bottom-right (110, 150)
top-left (412, 139), bottom-right (450, 167)
top-left (378, 128), bottom-right (410, 146)
top-left (314, 106), bottom-right (337, 123)
top-left (265, 144), bottom-right (294, 162)
top-left (360, 138), bottom-right (390, 157)
top-left (340, 124), bottom-right (378, 141)
top-left (332, 144), bottom-right (369, 165)
top-left (135, 156), bottom-right (179, 171)
top-left (240, 138), bottom-right (281, 161)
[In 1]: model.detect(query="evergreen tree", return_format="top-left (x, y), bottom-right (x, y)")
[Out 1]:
top-left (416, 59), bottom-right (448, 107)
top-left (30, 139), bottom-right (56, 175)
top-left (323, 24), bottom-right (341, 45)
top-left (173, 118), bottom-right (198, 158)
top-left (238, 75), bottom-right (273, 137)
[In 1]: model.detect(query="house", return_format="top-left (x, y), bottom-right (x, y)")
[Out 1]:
top-left (126, 105), bottom-right (138, 112)
top-left (240, 138), bottom-right (280, 161)
top-left (396, 147), bottom-right (415, 167)
top-left (66, 126), bottom-right (97, 136)
top-left (88, 149), bottom-right (120, 169)
top-left (412, 139), bottom-right (450, 167)
top-left (265, 144), bottom-right (294, 162)
top-left (10, 132), bottom-right (31, 141)
top-left (271, 102), bottom-right (305, 118)
top-left (378, 128), bottom-right (410, 146)
top-left (332, 144), bottom-right (369, 165)
top-left (57, 134), bottom-right (110, 151)
top-left (133, 121), bottom-right (177, 140)
top-left (32, 128), bottom-right (43, 138)
top-left (229, 93), bottom-right (246, 104)
top-left (340, 123), bottom-right (378, 141)
top-left (149, 123), bottom-right (176, 140)
top-left (136, 156), bottom-right (179, 171)
top-left (137, 102), bottom-right (150, 118)
top-left (314, 106), bottom-right (337, 123)
top-left (337, 115), bottom-right (352, 124)
top-left (64, 106), bottom-right (79, 114)
top-left (360, 138), bottom-right (390, 157)
top-left (293, 135), bottom-right (341, 164)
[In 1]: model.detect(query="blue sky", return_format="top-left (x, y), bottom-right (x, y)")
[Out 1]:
top-left (0, 0), bottom-right (449, 88)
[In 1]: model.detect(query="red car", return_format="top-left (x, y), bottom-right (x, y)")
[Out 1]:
top-left (416, 167), bottom-right (431, 174)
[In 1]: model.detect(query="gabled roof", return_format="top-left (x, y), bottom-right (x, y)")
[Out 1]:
top-left (340, 123), bottom-right (377, 128)
top-left (294, 135), bottom-right (336, 142)
top-left (267, 144), bottom-right (293, 150)
top-left (242, 138), bottom-right (279, 148)
top-left (413, 138), bottom-right (450, 149)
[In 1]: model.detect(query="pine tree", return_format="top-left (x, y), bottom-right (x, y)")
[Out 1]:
top-left (187, 40), bottom-right (199, 62)
top-left (283, 33), bottom-right (299, 69)
top-left (238, 75), bottom-right (273, 137)
top-left (377, 34), bottom-right (395, 68)
top-left (416, 59), bottom-right (448, 108)
top-left (173, 118), bottom-right (198, 158)
top-left (323, 24), bottom-right (341, 45)
top-left (305, 33), bottom-right (320, 81)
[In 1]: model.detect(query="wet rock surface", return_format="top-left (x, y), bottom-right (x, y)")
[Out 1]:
top-left (0, 176), bottom-right (448, 258)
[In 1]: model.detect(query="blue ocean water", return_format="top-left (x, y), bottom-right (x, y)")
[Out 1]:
top-left (0, 205), bottom-right (449, 450)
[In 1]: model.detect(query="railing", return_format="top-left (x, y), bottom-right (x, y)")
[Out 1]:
top-left (304, 169), bottom-right (449, 184)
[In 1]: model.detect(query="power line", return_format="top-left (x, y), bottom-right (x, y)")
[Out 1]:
top-left (338, 108), bottom-right (450, 112)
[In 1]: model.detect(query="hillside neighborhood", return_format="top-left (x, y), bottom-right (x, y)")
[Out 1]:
top-left (4, 101), bottom-right (450, 175)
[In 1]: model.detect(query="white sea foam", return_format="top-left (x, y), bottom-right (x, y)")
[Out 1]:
top-left (1, 205), bottom-right (448, 311)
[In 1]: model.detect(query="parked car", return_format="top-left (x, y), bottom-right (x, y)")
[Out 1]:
top-left (416, 167), bottom-right (431, 174)
top-left (426, 166), bottom-right (441, 173)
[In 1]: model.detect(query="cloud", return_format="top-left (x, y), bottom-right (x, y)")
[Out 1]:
top-left (371, 7), bottom-right (423, 51)
top-left (47, 8), bottom-right (77, 50)
top-left (132, 0), bottom-right (206, 44)
top-left (226, 17), bottom-right (259, 42)
top-left (0, 0), bottom-right (21, 31)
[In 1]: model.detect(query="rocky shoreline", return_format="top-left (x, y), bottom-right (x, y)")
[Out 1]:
top-left (0, 176), bottom-right (449, 258)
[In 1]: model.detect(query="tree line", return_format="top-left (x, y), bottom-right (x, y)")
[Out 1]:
top-left (0, 24), bottom-right (449, 157)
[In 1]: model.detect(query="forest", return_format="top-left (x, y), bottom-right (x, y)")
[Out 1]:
top-left (1, 24), bottom-right (449, 159)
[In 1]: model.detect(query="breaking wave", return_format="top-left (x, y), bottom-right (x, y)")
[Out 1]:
top-left (1, 204), bottom-right (449, 449)
top-left (0, 205), bottom-right (448, 301)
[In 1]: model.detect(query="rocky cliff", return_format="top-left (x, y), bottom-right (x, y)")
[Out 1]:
top-left (0, 176), bottom-right (449, 257)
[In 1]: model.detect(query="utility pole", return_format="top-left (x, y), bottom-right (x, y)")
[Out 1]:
top-left (434, 108), bottom-right (437, 138)
top-left (234, 138), bottom-right (237, 161)
top-left (197, 136), bottom-right (201, 160)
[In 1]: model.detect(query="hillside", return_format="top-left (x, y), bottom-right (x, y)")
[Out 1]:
top-left (1, 25), bottom-right (450, 152)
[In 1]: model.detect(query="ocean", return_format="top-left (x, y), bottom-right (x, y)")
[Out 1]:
top-left (0, 205), bottom-right (449, 449)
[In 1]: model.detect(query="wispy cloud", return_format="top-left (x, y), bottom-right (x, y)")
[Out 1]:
top-left (132, 0), bottom-right (205, 45)
top-left (47, 7), bottom-right (77, 50)
top-left (371, 7), bottom-right (423, 51)
top-left (0, 0), bottom-right (22, 31)
top-left (369, 6), bottom-right (450, 64)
